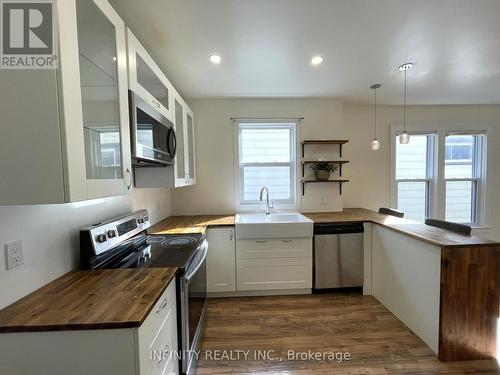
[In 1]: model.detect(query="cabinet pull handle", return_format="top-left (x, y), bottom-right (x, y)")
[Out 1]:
top-left (256, 240), bottom-right (267, 243)
top-left (229, 231), bottom-right (233, 241)
top-left (126, 168), bottom-right (132, 190)
top-left (156, 297), bottom-right (168, 313)
top-left (157, 342), bottom-right (170, 364)
top-left (281, 239), bottom-right (293, 243)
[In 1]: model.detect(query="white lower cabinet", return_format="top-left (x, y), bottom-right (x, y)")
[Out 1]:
top-left (137, 279), bottom-right (178, 375)
top-left (236, 238), bottom-right (312, 291)
top-left (207, 228), bottom-right (236, 292)
top-left (0, 280), bottom-right (178, 375)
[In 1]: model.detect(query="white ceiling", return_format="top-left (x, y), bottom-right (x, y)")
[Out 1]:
top-left (109, 0), bottom-right (500, 104)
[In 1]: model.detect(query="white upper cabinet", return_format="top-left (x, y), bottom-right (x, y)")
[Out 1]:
top-left (126, 29), bottom-right (196, 188)
top-left (0, 0), bottom-right (132, 204)
top-left (172, 91), bottom-right (196, 187)
top-left (126, 29), bottom-right (173, 122)
top-left (185, 105), bottom-right (197, 186)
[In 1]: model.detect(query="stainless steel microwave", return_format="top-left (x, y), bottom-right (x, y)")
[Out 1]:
top-left (129, 91), bottom-right (176, 166)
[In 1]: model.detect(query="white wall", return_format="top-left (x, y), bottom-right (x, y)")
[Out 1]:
top-left (343, 104), bottom-right (500, 240)
top-left (171, 98), bottom-right (345, 215)
top-left (0, 187), bottom-right (171, 309)
top-left (172, 99), bottom-right (500, 240)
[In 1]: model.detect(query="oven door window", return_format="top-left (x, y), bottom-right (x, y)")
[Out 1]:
top-left (136, 108), bottom-right (174, 156)
top-left (187, 259), bottom-right (207, 347)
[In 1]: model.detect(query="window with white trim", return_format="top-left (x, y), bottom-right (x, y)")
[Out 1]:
top-left (395, 133), bottom-right (435, 222)
top-left (393, 128), bottom-right (488, 225)
top-left (445, 134), bottom-right (484, 223)
top-left (235, 122), bottom-right (298, 209)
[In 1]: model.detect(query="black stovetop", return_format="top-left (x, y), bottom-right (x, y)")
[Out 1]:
top-left (93, 233), bottom-right (205, 271)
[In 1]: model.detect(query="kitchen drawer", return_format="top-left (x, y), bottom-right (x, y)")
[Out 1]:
top-left (140, 279), bottom-right (175, 340)
top-left (137, 279), bottom-right (177, 374)
top-left (236, 238), bottom-right (312, 259)
top-left (237, 258), bottom-right (312, 291)
top-left (150, 308), bottom-right (176, 375)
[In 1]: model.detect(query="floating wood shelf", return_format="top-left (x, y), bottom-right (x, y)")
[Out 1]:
top-left (301, 160), bottom-right (349, 164)
top-left (301, 160), bottom-right (349, 178)
top-left (301, 179), bottom-right (350, 195)
top-left (301, 139), bottom-right (349, 158)
top-left (301, 139), bottom-right (350, 196)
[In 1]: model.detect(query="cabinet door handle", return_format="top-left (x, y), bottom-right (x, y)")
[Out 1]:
top-left (157, 342), bottom-right (170, 364)
top-left (256, 240), bottom-right (267, 243)
top-left (156, 297), bottom-right (168, 313)
top-left (229, 231), bottom-right (233, 241)
top-left (126, 168), bottom-right (132, 190)
top-left (281, 239), bottom-right (293, 243)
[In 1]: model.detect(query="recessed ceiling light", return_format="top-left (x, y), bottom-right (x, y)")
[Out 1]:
top-left (311, 56), bottom-right (324, 66)
top-left (209, 54), bottom-right (221, 64)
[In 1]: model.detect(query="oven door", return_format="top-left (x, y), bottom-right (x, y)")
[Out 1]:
top-left (180, 240), bottom-right (208, 374)
top-left (129, 91), bottom-right (176, 165)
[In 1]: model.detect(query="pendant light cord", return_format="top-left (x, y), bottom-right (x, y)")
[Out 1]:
top-left (403, 69), bottom-right (407, 131)
top-left (374, 87), bottom-right (377, 139)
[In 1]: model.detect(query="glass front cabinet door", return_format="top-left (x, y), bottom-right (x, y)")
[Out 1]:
top-left (57, 0), bottom-right (132, 201)
top-left (172, 91), bottom-right (196, 187)
top-left (185, 107), bottom-right (197, 185)
top-left (127, 29), bottom-right (173, 122)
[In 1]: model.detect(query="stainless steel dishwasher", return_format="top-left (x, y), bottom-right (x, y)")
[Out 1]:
top-left (313, 222), bottom-right (364, 289)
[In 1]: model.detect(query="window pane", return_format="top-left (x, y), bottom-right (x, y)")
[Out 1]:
top-left (446, 181), bottom-right (473, 223)
top-left (395, 135), bottom-right (429, 179)
top-left (397, 181), bottom-right (427, 222)
top-left (241, 126), bottom-right (291, 163)
top-left (243, 166), bottom-right (291, 201)
top-left (445, 135), bottom-right (474, 178)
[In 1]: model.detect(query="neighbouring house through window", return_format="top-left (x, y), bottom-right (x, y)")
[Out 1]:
top-left (393, 128), bottom-right (487, 225)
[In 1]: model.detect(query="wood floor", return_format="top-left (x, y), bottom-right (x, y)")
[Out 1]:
top-left (198, 292), bottom-right (499, 374)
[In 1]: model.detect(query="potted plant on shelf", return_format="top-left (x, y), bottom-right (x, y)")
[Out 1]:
top-left (310, 162), bottom-right (338, 181)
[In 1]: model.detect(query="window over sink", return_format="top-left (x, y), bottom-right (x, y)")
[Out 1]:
top-left (234, 121), bottom-right (299, 211)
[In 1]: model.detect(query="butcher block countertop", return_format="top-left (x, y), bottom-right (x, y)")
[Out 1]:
top-left (149, 209), bottom-right (497, 248)
top-left (149, 214), bottom-right (235, 235)
top-left (0, 268), bottom-right (177, 333)
top-left (304, 208), bottom-right (498, 248)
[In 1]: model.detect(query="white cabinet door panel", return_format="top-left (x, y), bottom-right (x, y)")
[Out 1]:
top-left (237, 258), bottom-right (312, 291)
top-left (207, 228), bottom-right (236, 292)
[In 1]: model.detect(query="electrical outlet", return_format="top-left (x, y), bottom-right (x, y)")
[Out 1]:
top-left (320, 196), bottom-right (328, 205)
top-left (5, 240), bottom-right (23, 270)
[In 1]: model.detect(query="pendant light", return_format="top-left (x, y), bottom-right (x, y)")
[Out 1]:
top-left (370, 83), bottom-right (381, 150)
top-left (398, 63), bottom-right (413, 144)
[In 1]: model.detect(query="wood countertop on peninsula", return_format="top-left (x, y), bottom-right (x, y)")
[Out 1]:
top-left (303, 208), bottom-right (498, 248)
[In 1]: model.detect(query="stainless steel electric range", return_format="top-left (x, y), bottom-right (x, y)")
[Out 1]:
top-left (80, 209), bottom-right (207, 375)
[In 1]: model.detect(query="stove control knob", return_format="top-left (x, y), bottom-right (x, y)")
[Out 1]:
top-left (137, 217), bottom-right (144, 224)
top-left (143, 216), bottom-right (149, 222)
top-left (107, 230), bottom-right (117, 239)
top-left (97, 233), bottom-right (107, 243)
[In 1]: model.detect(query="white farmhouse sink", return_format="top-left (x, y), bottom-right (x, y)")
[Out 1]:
top-left (235, 212), bottom-right (314, 239)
